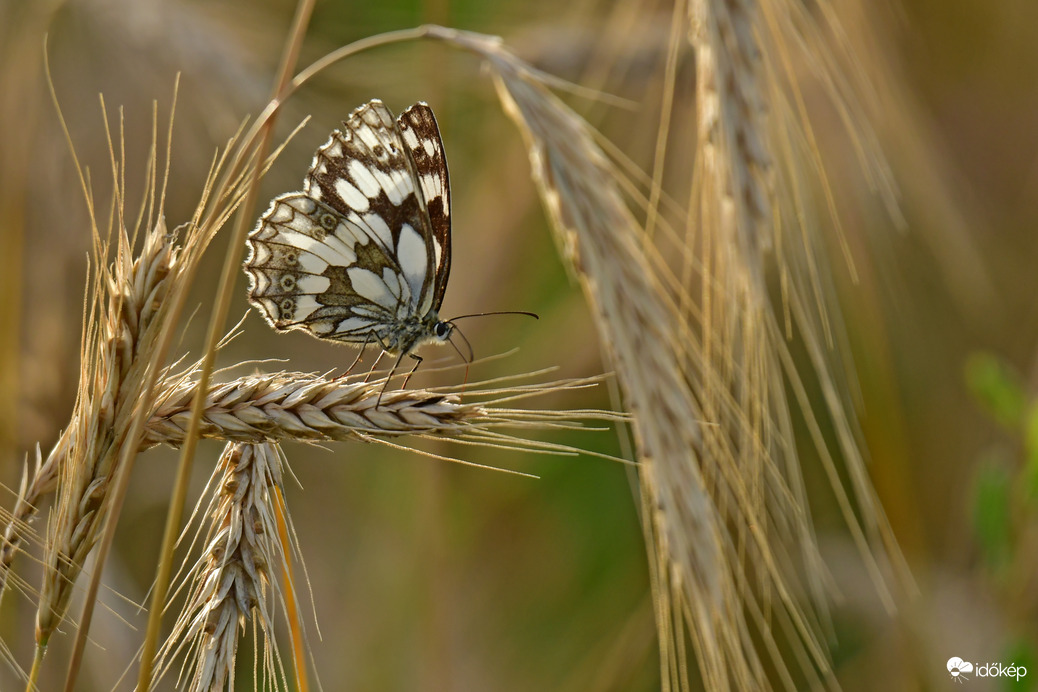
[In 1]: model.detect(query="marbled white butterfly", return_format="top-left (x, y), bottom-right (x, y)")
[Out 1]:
top-left (244, 99), bottom-right (456, 380)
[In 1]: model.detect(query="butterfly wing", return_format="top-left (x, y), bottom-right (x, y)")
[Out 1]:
top-left (244, 192), bottom-right (404, 340)
top-left (396, 102), bottom-right (451, 313)
top-left (245, 99), bottom-right (446, 347)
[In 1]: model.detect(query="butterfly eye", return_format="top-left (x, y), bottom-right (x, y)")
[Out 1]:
top-left (434, 322), bottom-right (451, 340)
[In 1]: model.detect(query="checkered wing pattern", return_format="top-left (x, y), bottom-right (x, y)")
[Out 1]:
top-left (244, 99), bottom-right (452, 354)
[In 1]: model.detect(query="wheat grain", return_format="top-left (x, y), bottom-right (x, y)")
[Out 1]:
top-left (422, 25), bottom-right (879, 691)
top-left (153, 442), bottom-right (288, 692)
top-left (690, 0), bottom-right (773, 292)
top-left (148, 374), bottom-right (479, 446)
top-left (14, 87), bottom-right (261, 684)
top-left (145, 371), bottom-right (617, 450)
top-left (426, 28), bottom-right (758, 689)
top-left (36, 209), bottom-right (179, 645)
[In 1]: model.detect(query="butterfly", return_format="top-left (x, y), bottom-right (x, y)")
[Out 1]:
top-left (244, 99), bottom-right (456, 384)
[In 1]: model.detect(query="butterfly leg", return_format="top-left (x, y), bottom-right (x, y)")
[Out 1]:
top-left (376, 351), bottom-right (409, 407)
top-left (401, 353), bottom-right (423, 389)
top-left (364, 350), bottom-right (386, 383)
top-left (343, 333), bottom-right (373, 377)
top-left (361, 334), bottom-right (394, 383)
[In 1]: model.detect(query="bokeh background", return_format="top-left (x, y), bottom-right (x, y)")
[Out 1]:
top-left (2, 0), bottom-right (1037, 690)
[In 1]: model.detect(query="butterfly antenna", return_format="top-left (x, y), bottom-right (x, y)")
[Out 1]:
top-left (443, 329), bottom-right (474, 399)
top-left (443, 312), bottom-right (534, 393)
top-left (447, 327), bottom-right (475, 364)
top-left (447, 310), bottom-right (539, 322)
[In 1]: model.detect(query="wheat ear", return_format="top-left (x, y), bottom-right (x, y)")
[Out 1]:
top-left (35, 212), bottom-right (179, 647)
top-left (690, 0), bottom-right (772, 290)
top-left (153, 442), bottom-right (289, 692)
top-left (145, 371), bottom-right (617, 450)
top-left (689, 0), bottom-right (910, 610)
top-left (10, 76), bottom-right (266, 687)
top-left (420, 25), bottom-right (882, 691)
top-left (424, 28), bottom-right (759, 689)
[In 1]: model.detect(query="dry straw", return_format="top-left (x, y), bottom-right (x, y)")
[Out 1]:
top-left (5, 74), bottom-right (265, 687)
top-left (424, 17), bottom-right (910, 691)
top-left (2, 3), bottom-right (912, 690)
top-left (154, 442), bottom-right (290, 692)
top-left (0, 86), bottom-right (624, 690)
top-left (146, 370), bottom-right (618, 450)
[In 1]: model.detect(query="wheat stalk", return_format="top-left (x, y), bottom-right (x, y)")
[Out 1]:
top-left (36, 213), bottom-right (179, 648)
top-left (154, 442), bottom-right (289, 692)
top-left (0, 7), bottom-right (912, 688)
top-left (427, 28), bottom-right (762, 689)
top-left (421, 23), bottom-right (909, 691)
top-left (145, 370), bottom-right (617, 449)
top-left (690, 0), bottom-right (773, 290)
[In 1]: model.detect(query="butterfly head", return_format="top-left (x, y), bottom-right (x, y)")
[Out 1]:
top-left (417, 311), bottom-right (454, 348)
top-left (432, 320), bottom-right (453, 342)
top-left (383, 311), bottom-right (454, 354)
top-left (436, 310), bottom-right (539, 364)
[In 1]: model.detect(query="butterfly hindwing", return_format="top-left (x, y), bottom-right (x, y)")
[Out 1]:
top-left (244, 194), bottom-right (380, 336)
top-left (245, 99), bottom-right (453, 353)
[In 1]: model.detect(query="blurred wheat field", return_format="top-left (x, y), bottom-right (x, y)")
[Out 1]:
top-left (2, 0), bottom-right (1038, 690)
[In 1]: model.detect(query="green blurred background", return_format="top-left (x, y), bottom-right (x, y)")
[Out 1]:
top-left (2, 0), bottom-right (1038, 689)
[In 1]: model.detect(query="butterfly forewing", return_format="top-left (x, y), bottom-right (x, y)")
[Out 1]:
top-left (244, 99), bottom-right (453, 355)
top-left (397, 103), bottom-right (451, 311)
